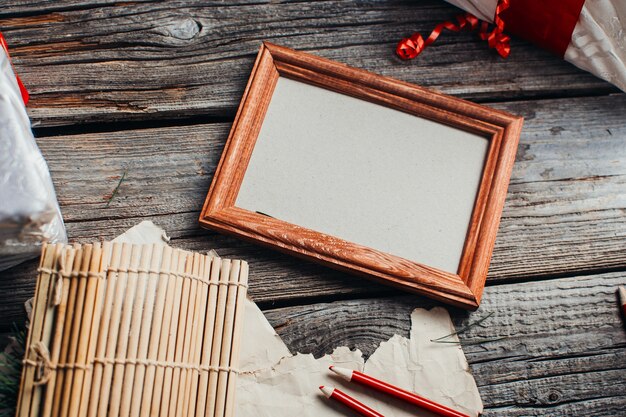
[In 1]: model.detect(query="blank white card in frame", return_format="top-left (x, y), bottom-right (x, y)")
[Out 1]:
top-left (236, 77), bottom-right (489, 273)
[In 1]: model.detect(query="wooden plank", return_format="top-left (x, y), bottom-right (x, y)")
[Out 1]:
top-left (0, 0), bottom-right (154, 16)
top-left (490, 96), bottom-right (626, 279)
top-left (0, 93), bottom-right (623, 327)
top-left (46, 93), bottom-right (626, 276)
top-left (262, 272), bottom-right (626, 416)
top-left (2, 271), bottom-right (624, 413)
top-left (0, 0), bottom-right (617, 127)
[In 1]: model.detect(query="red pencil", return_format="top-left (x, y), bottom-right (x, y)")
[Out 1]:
top-left (619, 286), bottom-right (626, 317)
top-left (319, 386), bottom-right (383, 417)
top-left (329, 366), bottom-right (470, 417)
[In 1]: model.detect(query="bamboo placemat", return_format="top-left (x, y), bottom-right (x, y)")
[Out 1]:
top-left (16, 242), bottom-right (249, 417)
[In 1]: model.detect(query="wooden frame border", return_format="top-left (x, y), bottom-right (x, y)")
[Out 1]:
top-left (200, 42), bottom-right (523, 310)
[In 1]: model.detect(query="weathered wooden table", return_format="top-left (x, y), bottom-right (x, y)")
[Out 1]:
top-left (1, 1), bottom-right (625, 415)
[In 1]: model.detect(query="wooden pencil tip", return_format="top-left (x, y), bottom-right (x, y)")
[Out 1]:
top-left (319, 386), bottom-right (334, 398)
top-left (329, 366), bottom-right (353, 381)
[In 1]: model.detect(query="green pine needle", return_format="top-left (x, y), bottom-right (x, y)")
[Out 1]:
top-left (431, 312), bottom-right (495, 342)
top-left (430, 336), bottom-right (508, 345)
top-left (105, 170), bottom-right (127, 207)
top-left (430, 312), bottom-right (507, 345)
top-left (0, 324), bottom-right (26, 417)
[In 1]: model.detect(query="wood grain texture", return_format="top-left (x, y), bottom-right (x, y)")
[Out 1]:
top-left (0, 93), bottom-right (624, 327)
top-left (0, 2), bottom-right (623, 415)
top-left (0, 0), bottom-right (154, 16)
top-left (262, 272), bottom-right (626, 416)
top-left (0, 0), bottom-right (619, 127)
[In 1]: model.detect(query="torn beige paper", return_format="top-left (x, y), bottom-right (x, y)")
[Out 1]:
top-left (105, 221), bottom-right (483, 416)
top-left (237, 304), bottom-right (483, 417)
top-left (112, 220), bottom-right (170, 245)
top-left (113, 220), bottom-right (219, 258)
top-left (363, 308), bottom-right (483, 416)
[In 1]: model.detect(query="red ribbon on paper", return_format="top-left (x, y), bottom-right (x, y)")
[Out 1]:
top-left (0, 32), bottom-right (30, 105)
top-left (397, 0), bottom-right (511, 60)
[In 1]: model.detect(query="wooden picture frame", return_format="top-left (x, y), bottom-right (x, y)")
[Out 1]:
top-left (200, 42), bottom-right (523, 309)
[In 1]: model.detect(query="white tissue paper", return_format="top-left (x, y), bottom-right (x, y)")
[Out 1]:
top-left (0, 44), bottom-right (66, 271)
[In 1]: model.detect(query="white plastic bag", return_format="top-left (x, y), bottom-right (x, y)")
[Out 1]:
top-left (0, 42), bottom-right (67, 271)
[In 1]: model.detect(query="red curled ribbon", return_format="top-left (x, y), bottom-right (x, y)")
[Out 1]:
top-left (397, 0), bottom-right (510, 60)
top-left (0, 32), bottom-right (30, 105)
top-left (481, 0), bottom-right (510, 58)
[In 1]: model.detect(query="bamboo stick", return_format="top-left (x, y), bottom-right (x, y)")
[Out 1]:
top-left (87, 242), bottom-right (123, 417)
top-left (76, 242), bottom-right (111, 417)
top-left (224, 261), bottom-right (249, 417)
top-left (149, 248), bottom-right (180, 417)
top-left (28, 244), bottom-right (63, 417)
top-left (67, 243), bottom-right (102, 417)
top-left (130, 244), bottom-right (166, 417)
top-left (165, 250), bottom-right (192, 417)
top-left (172, 251), bottom-right (199, 416)
top-left (180, 253), bottom-right (204, 417)
top-left (50, 244), bottom-right (83, 417)
top-left (119, 244), bottom-right (154, 417)
top-left (213, 260), bottom-right (241, 417)
top-left (108, 243), bottom-right (142, 417)
top-left (140, 245), bottom-right (174, 417)
top-left (195, 257), bottom-right (221, 417)
top-left (205, 259), bottom-right (232, 417)
top-left (96, 242), bottom-right (132, 417)
top-left (183, 253), bottom-right (210, 417)
top-left (59, 243), bottom-right (93, 417)
top-left (16, 243), bottom-right (55, 417)
top-left (41, 245), bottom-right (77, 417)
top-left (157, 249), bottom-right (185, 417)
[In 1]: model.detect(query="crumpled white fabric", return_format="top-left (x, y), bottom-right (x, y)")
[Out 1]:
top-left (0, 46), bottom-right (66, 271)
top-left (444, 0), bottom-right (626, 93)
top-left (565, 0), bottom-right (626, 92)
